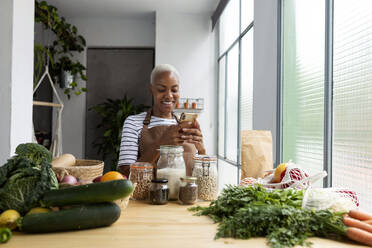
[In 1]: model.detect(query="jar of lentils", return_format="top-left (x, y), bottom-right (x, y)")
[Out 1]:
top-left (149, 178), bottom-right (169, 205)
top-left (192, 155), bottom-right (218, 201)
top-left (178, 176), bottom-right (198, 205)
top-left (129, 162), bottom-right (153, 200)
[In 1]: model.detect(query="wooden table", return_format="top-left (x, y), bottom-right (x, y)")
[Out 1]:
top-left (9, 201), bottom-right (368, 248)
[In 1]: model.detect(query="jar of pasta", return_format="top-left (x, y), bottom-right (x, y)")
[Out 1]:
top-left (192, 155), bottom-right (218, 201)
top-left (129, 162), bottom-right (153, 200)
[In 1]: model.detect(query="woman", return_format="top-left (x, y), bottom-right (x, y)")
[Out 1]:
top-left (118, 64), bottom-right (205, 177)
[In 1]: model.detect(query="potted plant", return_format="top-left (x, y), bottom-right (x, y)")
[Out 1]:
top-left (34, 0), bottom-right (87, 98)
top-left (90, 96), bottom-right (149, 171)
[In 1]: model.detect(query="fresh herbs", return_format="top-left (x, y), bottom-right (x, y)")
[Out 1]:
top-left (189, 185), bottom-right (347, 248)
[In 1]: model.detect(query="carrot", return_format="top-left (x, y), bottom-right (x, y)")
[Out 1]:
top-left (343, 217), bottom-right (372, 233)
top-left (346, 227), bottom-right (372, 246)
top-left (349, 209), bottom-right (372, 221)
top-left (364, 220), bottom-right (372, 225)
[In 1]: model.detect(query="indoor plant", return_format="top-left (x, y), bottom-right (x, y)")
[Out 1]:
top-left (90, 96), bottom-right (149, 171)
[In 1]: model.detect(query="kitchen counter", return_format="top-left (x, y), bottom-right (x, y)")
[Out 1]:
top-left (9, 200), bottom-right (367, 248)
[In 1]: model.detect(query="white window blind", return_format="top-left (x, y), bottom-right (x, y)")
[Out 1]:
top-left (282, 0), bottom-right (325, 175)
top-left (332, 0), bottom-right (372, 211)
top-left (219, 0), bottom-right (239, 56)
top-left (218, 57), bottom-right (226, 157)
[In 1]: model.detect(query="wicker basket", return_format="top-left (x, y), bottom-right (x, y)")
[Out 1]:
top-left (52, 159), bottom-right (104, 182)
top-left (114, 183), bottom-right (136, 210)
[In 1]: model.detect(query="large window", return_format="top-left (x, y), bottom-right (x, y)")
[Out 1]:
top-left (282, 0), bottom-right (372, 211)
top-left (217, 0), bottom-right (254, 189)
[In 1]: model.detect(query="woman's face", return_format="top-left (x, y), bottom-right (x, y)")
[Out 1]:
top-left (150, 71), bottom-right (180, 116)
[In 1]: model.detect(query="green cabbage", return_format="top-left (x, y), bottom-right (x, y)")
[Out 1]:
top-left (0, 144), bottom-right (58, 214)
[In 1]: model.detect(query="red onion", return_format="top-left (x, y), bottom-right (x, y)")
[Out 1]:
top-left (61, 175), bottom-right (78, 185)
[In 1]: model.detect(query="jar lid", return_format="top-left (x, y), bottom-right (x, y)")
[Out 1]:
top-left (194, 155), bottom-right (217, 162)
top-left (180, 176), bottom-right (197, 182)
top-left (130, 162), bottom-right (153, 169)
top-left (151, 178), bottom-right (168, 183)
top-left (159, 145), bottom-right (184, 153)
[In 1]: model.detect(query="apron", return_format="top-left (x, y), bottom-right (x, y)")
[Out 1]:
top-left (137, 109), bottom-right (197, 176)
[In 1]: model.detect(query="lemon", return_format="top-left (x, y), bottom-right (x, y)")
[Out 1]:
top-left (26, 207), bottom-right (51, 215)
top-left (0, 209), bottom-right (21, 230)
top-left (272, 163), bottom-right (287, 183)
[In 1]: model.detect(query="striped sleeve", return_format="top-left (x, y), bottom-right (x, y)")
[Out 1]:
top-left (117, 117), bottom-right (141, 167)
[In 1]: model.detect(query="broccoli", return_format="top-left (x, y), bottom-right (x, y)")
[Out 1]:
top-left (15, 143), bottom-right (53, 165)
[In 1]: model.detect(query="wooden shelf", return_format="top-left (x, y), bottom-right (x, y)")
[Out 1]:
top-left (173, 108), bottom-right (203, 113)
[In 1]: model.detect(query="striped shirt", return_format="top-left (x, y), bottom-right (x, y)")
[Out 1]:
top-left (118, 112), bottom-right (177, 167)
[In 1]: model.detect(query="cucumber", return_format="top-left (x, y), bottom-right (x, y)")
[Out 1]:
top-left (19, 202), bottom-right (120, 233)
top-left (41, 180), bottom-right (133, 207)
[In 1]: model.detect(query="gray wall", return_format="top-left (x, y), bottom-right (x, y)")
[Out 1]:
top-left (253, 0), bottom-right (279, 165)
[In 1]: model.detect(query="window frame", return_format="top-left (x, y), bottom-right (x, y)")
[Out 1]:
top-left (217, 0), bottom-right (254, 184)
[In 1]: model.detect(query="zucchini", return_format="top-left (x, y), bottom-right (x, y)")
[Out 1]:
top-left (41, 180), bottom-right (133, 207)
top-left (19, 202), bottom-right (120, 233)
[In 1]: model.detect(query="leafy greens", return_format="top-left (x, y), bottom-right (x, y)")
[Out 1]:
top-left (189, 185), bottom-right (347, 248)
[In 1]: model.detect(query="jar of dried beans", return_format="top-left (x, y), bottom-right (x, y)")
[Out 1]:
top-left (129, 162), bottom-right (153, 200)
top-left (192, 155), bottom-right (218, 201)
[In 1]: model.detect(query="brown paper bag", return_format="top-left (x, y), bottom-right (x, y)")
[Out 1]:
top-left (241, 130), bottom-right (273, 179)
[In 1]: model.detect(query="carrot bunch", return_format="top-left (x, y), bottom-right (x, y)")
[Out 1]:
top-left (343, 209), bottom-right (372, 246)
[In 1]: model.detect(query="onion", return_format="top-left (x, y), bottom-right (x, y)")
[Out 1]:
top-left (61, 175), bottom-right (77, 185)
top-left (93, 176), bottom-right (102, 183)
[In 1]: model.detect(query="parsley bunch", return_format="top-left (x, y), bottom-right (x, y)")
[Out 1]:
top-left (190, 185), bottom-right (347, 248)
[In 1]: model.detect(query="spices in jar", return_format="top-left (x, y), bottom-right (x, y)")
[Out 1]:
top-left (149, 178), bottom-right (169, 205)
top-left (191, 102), bottom-right (197, 109)
top-left (157, 146), bottom-right (186, 200)
top-left (178, 176), bottom-right (198, 205)
top-left (192, 155), bottom-right (218, 201)
top-left (183, 100), bottom-right (189, 109)
top-left (129, 162), bottom-right (153, 200)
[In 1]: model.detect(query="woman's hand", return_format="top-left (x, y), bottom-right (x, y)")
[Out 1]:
top-left (180, 120), bottom-right (206, 154)
top-left (158, 122), bottom-right (190, 146)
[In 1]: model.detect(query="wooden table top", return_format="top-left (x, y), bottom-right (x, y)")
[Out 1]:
top-left (9, 200), bottom-right (368, 248)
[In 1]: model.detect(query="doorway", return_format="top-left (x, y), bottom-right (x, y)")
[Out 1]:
top-left (85, 48), bottom-right (154, 171)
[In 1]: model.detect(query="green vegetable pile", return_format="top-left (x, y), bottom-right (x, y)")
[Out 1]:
top-left (0, 143), bottom-right (58, 215)
top-left (190, 185), bottom-right (347, 248)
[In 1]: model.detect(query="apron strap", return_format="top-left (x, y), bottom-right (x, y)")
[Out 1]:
top-left (143, 108), bottom-right (179, 126)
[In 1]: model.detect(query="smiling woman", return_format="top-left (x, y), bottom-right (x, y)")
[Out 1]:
top-left (118, 64), bottom-right (206, 177)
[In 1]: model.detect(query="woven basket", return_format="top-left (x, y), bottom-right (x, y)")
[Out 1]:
top-left (114, 183), bottom-right (136, 210)
top-left (52, 159), bottom-right (104, 182)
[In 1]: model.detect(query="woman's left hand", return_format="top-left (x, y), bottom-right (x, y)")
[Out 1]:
top-left (180, 120), bottom-right (206, 154)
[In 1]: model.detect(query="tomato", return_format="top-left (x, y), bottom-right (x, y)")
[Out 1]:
top-left (101, 171), bottom-right (124, 182)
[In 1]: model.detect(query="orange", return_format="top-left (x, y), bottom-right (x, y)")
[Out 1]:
top-left (101, 171), bottom-right (124, 182)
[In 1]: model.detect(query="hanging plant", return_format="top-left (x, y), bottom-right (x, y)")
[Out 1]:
top-left (34, 0), bottom-right (87, 98)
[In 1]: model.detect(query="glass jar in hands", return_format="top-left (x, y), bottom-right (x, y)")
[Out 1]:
top-left (129, 162), bottom-right (153, 200)
top-left (178, 176), bottom-right (198, 205)
top-left (156, 145), bottom-right (186, 200)
top-left (149, 178), bottom-right (169, 205)
top-left (192, 155), bottom-right (218, 201)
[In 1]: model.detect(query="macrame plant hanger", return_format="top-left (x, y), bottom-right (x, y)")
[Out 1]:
top-left (33, 13), bottom-right (64, 158)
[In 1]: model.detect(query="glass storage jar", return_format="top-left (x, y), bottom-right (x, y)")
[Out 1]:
top-left (192, 155), bottom-right (218, 201)
top-left (156, 145), bottom-right (186, 200)
top-left (149, 178), bottom-right (169, 205)
top-left (178, 176), bottom-right (198, 205)
top-left (129, 162), bottom-right (153, 200)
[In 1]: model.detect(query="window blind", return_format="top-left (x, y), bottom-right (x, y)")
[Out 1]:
top-left (332, 0), bottom-right (372, 211)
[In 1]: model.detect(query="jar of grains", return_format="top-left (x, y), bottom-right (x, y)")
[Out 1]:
top-left (157, 145), bottom-right (186, 200)
top-left (149, 178), bottom-right (169, 205)
top-left (192, 155), bottom-right (218, 201)
top-left (129, 162), bottom-right (153, 200)
top-left (178, 176), bottom-right (198, 205)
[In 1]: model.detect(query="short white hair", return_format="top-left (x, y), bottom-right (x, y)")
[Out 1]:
top-left (150, 64), bottom-right (180, 85)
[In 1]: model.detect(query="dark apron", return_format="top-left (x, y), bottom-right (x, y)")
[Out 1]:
top-left (137, 109), bottom-right (197, 176)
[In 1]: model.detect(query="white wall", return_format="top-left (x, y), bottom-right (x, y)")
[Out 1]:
top-left (253, 0), bottom-right (278, 165)
top-left (55, 16), bottom-right (155, 158)
top-left (0, 0), bottom-right (34, 164)
top-left (156, 11), bottom-right (217, 155)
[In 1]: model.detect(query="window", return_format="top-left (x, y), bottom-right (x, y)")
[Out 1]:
top-left (217, 0), bottom-right (254, 187)
top-left (281, 0), bottom-right (372, 211)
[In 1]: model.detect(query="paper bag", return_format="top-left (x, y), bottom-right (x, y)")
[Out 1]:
top-left (241, 130), bottom-right (273, 179)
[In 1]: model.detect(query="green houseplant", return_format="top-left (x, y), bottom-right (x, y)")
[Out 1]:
top-left (90, 96), bottom-right (149, 171)
top-left (34, 0), bottom-right (87, 98)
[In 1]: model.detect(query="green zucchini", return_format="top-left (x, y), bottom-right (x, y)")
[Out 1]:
top-left (18, 202), bottom-right (120, 233)
top-left (41, 179), bottom-right (133, 207)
